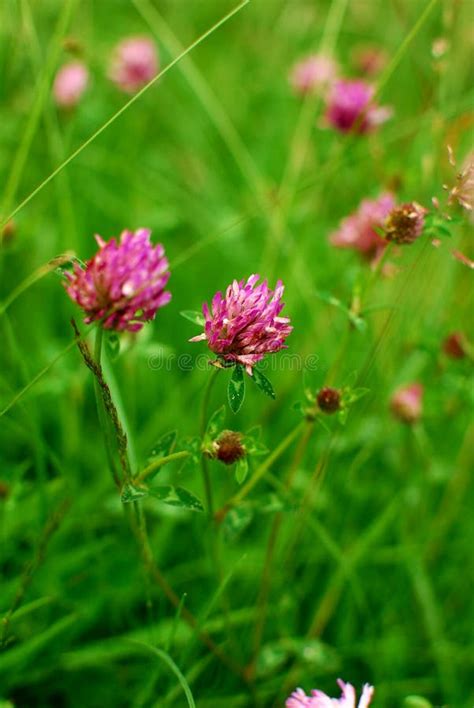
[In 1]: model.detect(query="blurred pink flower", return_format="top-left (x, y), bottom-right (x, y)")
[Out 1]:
top-left (286, 679), bottom-right (374, 707)
top-left (330, 192), bottom-right (395, 259)
top-left (109, 37), bottom-right (158, 93)
top-left (53, 61), bottom-right (89, 108)
top-left (190, 275), bottom-right (292, 374)
top-left (290, 54), bottom-right (338, 95)
top-left (325, 79), bottom-right (392, 134)
top-left (390, 383), bottom-right (423, 424)
top-left (64, 229), bottom-right (171, 332)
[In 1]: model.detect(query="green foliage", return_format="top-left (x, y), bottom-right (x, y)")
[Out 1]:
top-left (148, 485), bottom-right (204, 512)
top-left (228, 364), bottom-right (245, 413)
top-left (180, 310), bottom-right (206, 327)
top-left (251, 366), bottom-right (276, 399)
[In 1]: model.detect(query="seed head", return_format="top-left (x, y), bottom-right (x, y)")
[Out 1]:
top-left (214, 431), bottom-right (246, 465)
top-left (316, 387), bottom-right (341, 414)
top-left (384, 202), bottom-right (427, 245)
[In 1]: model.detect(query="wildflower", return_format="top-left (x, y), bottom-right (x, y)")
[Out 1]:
top-left (390, 383), bottom-right (423, 424)
top-left (109, 37), bottom-right (158, 93)
top-left (286, 679), bottom-right (374, 707)
top-left (442, 332), bottom-right (466, 359)
top-left (190, 275), bottom-right (292, 375)
top-left (317, 387), bottom-right (341, 414)
top-left (53, 61), bottom-right (89, 108)
top-left (330, 192), bottom-right (395, 259)
top-left (353, 46), bottom-right (388, 77)
top-left (213, 431), bottom-right (246, 465)
top-left (290, 54), bottom-right (338, 95)
top-left (64, 229), bottom-right (171, 332)
top-left (384, 201), bottom-right (427, 245)
top-left (325, 79), bottom-right (392, 134)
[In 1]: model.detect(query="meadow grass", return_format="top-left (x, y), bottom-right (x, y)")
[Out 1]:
top-left (0, 0), bottom-right (473, 706)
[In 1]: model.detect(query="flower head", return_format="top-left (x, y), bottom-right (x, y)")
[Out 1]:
top-left (325, 79), bottom-right (392, 134)
top-left (330, 192), bottom-right (395, 259)
top-left (109, 37), bottom-right (158, 93)
top-left (290, 54), bottom-right (338, 95)
top-left (317, 387), bottom-right (342, 414)
top-left (64, 229), bottom-right (171, 332)
top-left (384, 201), bottom-right (427, 245)
top-left (390, 383), bottom-right (423, 424)
top-left (213, 431), bottom-right (246, 465)
top-left (286, 679), bottom-right (374, 708)
top-left (53, 61), bottom-right (89, 108)
top-left (190, 275), bottom-right (292, 374)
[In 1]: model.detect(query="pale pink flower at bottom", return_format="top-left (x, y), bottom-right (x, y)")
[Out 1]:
top-left (286, 687), bottom-right (314, 707)
top-left (286, 679), bottom-right (374, 708)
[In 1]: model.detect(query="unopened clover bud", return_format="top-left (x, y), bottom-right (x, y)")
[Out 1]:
top-left (316, 387), bottom-right (341, 414)
top-left (214, 431), bottom-right (246, 465)
top-left (1, 220), bottom-right (16, 245)
top-left (442, 332), bottom-right (466, 359)
top-left (384, 202), bottom-right (427, 245)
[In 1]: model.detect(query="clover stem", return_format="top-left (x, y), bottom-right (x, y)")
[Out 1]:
top-left (200, 367), bottom-right (220, 514)
top-left (135, 451), bottom-right (191, 484)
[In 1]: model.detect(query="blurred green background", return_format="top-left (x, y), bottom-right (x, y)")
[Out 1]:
top-left (0, 0), bottom-right (473, 705)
